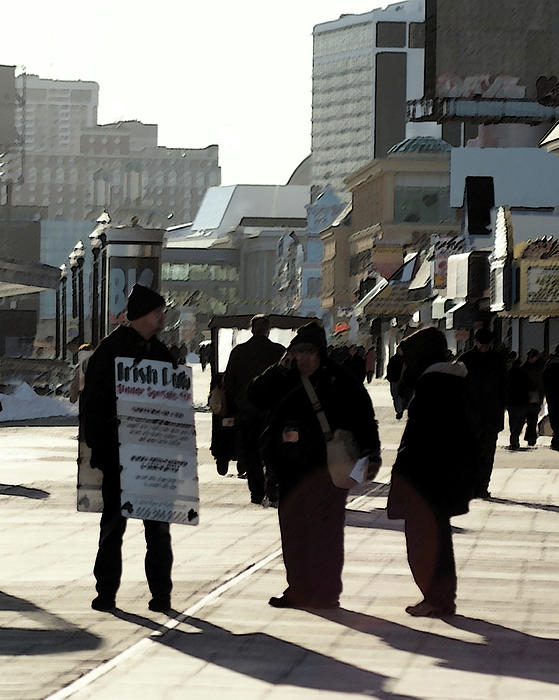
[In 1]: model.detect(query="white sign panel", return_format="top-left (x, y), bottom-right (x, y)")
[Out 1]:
top-left (115, 358), bottom-right (199, 525)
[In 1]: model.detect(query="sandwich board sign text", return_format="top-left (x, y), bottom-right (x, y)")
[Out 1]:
top-left (115, 357), bottom-right (199, 525)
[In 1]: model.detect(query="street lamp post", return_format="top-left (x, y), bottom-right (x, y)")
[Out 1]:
top-left (60, 264), bottom-right (68, 361)
top-left (69, 241), bottom-right (86, 353)
top-left (55, 273), bottom-right (61, 359)
top-left (90, 236), bottom-right (101, 347)
top-left (89, 214), bottom-right (110, 346)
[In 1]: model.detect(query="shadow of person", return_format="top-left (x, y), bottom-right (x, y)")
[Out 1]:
top-left (0, 484), bottom-right (49, 499)
top-left (344, 509), bottom-right (466, 534)
top-left (487, 496), bottom-right (559, 514)
top-left (0, 591), bottom-right (100, 655)
top-left (311, 608), bottom-right (559, 686)
top-left (345, 508), bottom-right (403, 531)
top-left (108, 610), bottom-right (418, 699)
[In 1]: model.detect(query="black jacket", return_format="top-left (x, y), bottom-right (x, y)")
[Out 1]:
top-left (82, 325), bottom-right (175, 471)
top-left (248, 359), bottom-right (380, 493)
top-left (543, 354), bottom-right (559, 408)
top-left (224, 335), bottom-right (285, 413)
top-left (388, 362), bottom-right (479, 518)
top-left (386, 354), bottom-right (404, 383)
top-left (458, 347), bottom-right (507, 432)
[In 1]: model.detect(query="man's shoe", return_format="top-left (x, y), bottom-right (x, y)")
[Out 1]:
top-left (396, 412), bottom-right (403, 420)
top-left (148, 597), bottom-right (171, 613)
top-left (91, 595), bottom-right (115, 612)
top-left (507, 443), bottom-right (519, 451)
top-left (405, 600), bottom-right (455, 617)
top-left (268, 594), bottom-right (304, 609)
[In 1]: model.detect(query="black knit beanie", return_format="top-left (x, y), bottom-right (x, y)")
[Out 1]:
top-left (126, 284), bottom-right (165, 321)
top-left (288, 321), bottom-right (327, 355)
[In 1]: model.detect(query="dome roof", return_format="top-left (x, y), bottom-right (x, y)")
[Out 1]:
top-left (387, 136), bottom-right (451, 154)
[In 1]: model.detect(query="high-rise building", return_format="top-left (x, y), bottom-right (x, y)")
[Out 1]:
top-left (15, 74), bottom-right (98, 154)
top-left (311, 0), bottom-right (434, 197)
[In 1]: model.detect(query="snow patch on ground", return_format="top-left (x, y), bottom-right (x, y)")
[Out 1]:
top-left (0, 383), bottom-right (78, 422)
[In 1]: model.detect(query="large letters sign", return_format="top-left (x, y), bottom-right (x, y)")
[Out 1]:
top-left (115, 358), bottom-right (199, 525)
top-left (108, 256), bottom-right (159, 328)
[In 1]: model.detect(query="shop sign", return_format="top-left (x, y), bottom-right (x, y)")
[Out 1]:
top-left (526, 266), bottom-right (559, 304)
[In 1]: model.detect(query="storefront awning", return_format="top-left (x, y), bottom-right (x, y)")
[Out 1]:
top-left (364, 282), bottom-right (424, 318)
top-left (432, 295), bottom-right (449, 320)
top-left (445, 300), bottom-right (492, 330)
top-left (0, 259), bottom-right (60, 298)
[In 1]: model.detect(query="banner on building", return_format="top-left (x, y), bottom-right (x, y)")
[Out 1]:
top-left (116, 358), bottom-right (199, 525)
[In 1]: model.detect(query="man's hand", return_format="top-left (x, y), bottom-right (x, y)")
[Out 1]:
top-left (279, 351), bottom-right (295, 370)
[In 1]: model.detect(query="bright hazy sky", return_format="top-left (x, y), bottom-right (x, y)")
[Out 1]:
top-left (1, 0), bottom-right (388, 186)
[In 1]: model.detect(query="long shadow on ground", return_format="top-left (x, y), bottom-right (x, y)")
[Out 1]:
top-left (0, 483), bottom-right (49, 499)
top-left (0, 591), bottom-right (101, 655)
top-left (112, 610), bottom-right (418, 699)
top-left (312, 608), bottom-right (559, 686)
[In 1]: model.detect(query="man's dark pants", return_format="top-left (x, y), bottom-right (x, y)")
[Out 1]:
top-left (237, 406), bottom-right (267, 503)
top-left (548, 399), bottom-right (559, 449)
top-left (475, 430), bottom-right (499, 495)
top-left (94, 467), bottom-right (173, 601)
top-left (508, 406), bottom-right (527, 448)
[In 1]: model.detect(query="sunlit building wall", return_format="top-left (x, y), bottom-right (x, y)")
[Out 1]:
top-left (311, 0), bottom-right (434, 197)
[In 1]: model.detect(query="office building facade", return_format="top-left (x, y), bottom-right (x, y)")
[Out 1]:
top-left (311, 0), bottom-right (432, 197)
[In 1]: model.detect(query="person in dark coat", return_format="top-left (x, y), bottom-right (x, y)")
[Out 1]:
top-left (506, 356), bottom-right (532, 450)
top-left (365, 347), bottom-right (376, 383)
top-left (458, 328), bottom-right (507, 498)
top-left (248, 322), bottom-right (381, 610)
top-left (344, 345), bottom-right (366, 382)
top-left (82, 284), bottom-right (176, 613)
top-left (387, 327), bottom-right (479, 618)
top-left (543, 345), bottom-right (559, 451)
top-left (386, 346), bottom-right (409, 419)
top-left (224, 315), bottom-right (285, 504)
top-left (521, 349), bottom-right (545, 446)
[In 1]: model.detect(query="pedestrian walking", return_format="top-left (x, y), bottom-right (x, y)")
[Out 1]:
top-left (458, 328), bottom-right (507, 498)
top-left (365, 346), bottom-right (376, 383)
top-left (82, 284), bottom-right (176, 613)
top-left (69, 343), bottom-right (95, 404)
top-left (387, 327), bottom-right (479, 618)
top-left (224, 315), bottom-right (285, 504)
top-left (386, 346), bottom-right (409, 419)
top-left (248, 321), bottom-right (381, 610)
top-left (506, 355), bottom-right (532, 450)
top-left (344, 344), bottom-right (366, 382)
top-left (521, 349), bottom-right (545, 446)
top-left (543, 345), bottom-right (559, 451)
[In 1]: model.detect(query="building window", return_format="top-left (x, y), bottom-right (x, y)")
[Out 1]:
top-left (307, 277), bottom-right (322, 297)
top-left (393, 186), bottom-right (454, 225)
top-left (376, 21), bottom-right (406, 48)
top-left (409, 22), bottom-right (425, 49)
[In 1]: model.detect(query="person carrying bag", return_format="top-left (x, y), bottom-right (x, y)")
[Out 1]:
top-left (248, 321), bottom-right (381, 610)
top-left (301, 375), bottom-right (379, 489)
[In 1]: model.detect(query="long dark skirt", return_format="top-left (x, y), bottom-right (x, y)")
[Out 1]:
top-left (278, 468), bottom-right (347, 606)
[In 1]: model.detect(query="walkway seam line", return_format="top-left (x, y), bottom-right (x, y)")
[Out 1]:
top-left (44, 481), bottom-right (386, 700)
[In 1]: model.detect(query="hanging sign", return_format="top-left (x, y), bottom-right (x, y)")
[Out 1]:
top-left (115, 357), bottom-right (199, 525)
